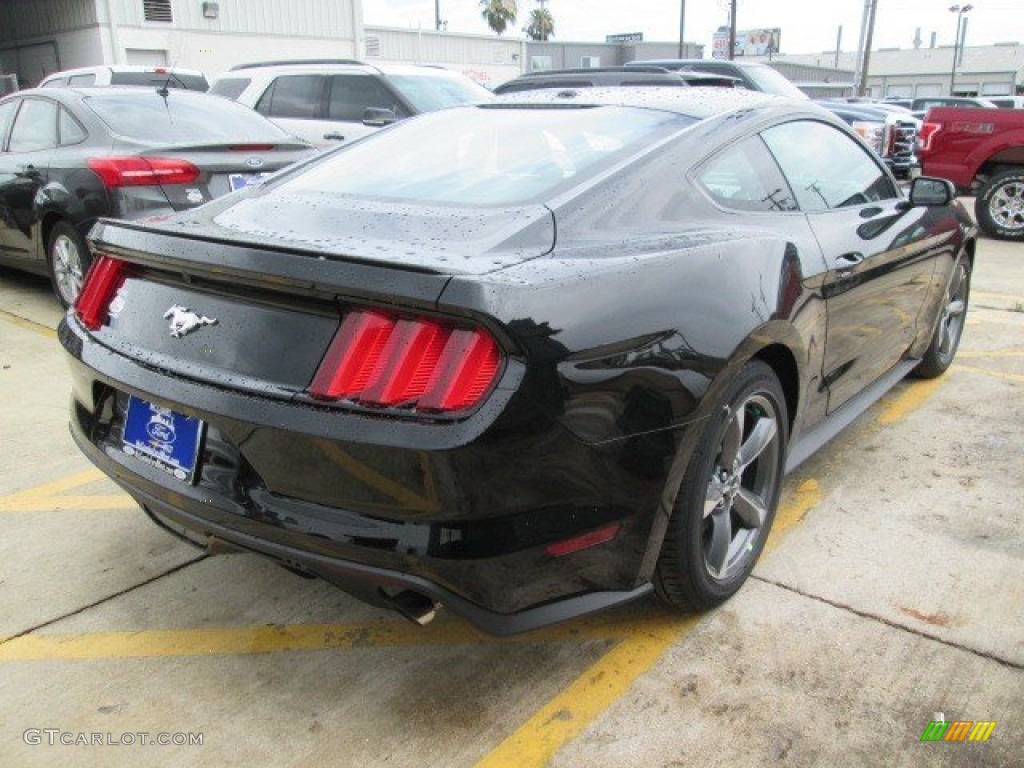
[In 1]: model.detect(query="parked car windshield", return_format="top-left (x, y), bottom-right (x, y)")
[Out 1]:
top-left (84, 90), bottom-right (292, 143)
top-left (386, 73), bottom-right (493, 112)
top-left (273, 104), bottom-right (694, 205)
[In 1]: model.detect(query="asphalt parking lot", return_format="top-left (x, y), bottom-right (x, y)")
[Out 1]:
top-left (1, 233), bottom-right (1021, 767)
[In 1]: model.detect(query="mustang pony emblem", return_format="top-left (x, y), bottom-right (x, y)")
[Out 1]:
top-left (163, 305), bottom-right (217, 338)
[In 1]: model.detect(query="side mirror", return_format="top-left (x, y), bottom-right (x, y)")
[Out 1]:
top-left (908, 176), bottom-right (955, 207)
top-left (362, 107), bottom-right (397, 127)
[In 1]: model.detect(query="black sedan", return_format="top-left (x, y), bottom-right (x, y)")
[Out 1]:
top-left (60, 88), bottom-right (974, 634)
top-left (0, 87), bottom-right (313, 306)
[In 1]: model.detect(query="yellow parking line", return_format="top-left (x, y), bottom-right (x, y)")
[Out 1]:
top-left (476, 615), bottom-right (700, 768)
top-left (954, 364), bottom-right (1024, 385)
top-left (0, 308), bottom-right (57, 339)
top-left (956, 347), bottom-right (1024, 359)
top-left (764, 479), bottom-right (824, 553)
top-left (876, 378), bottom-right (946, 425)
top-left (0, 468), bottom-right (136, 513)
top-left (0, 613), bottom-right (660, 662)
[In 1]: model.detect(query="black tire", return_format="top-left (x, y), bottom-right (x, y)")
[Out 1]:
top-left (46, 221), bottom-right (92, 308)
top-left (654, 360), bottom-right (788, 612)
top-left (913, 254), bottom-right (970, 379)
top-left (975, 168), bottom-right (1024, 240)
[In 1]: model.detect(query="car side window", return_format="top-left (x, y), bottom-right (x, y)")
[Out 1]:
top-left (696, 136), bottom-right (797, 212)
top-left (326, 75), bottom-right (402, 121)
top-left (761, 120), bottom-right (897, 212)
top-left (256, 75), bottom-right (322, 119)
top-left (0, 100), bottom-right (17, 149)
top-left (68, 74), bottom-right (96, 86)
top-left (58, 106), bottom-right (87, 145)
top-left (8, 98), bottom-right (58, 152)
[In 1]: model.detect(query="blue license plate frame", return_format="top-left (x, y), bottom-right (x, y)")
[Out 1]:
top-left (122, 396), bottom-right (204, 483)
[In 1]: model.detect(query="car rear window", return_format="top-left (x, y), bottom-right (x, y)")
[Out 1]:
top-left (85, 91), bottom-right (291, 143)
top-left (109, 71), bottom-right (209, 91)
top-left (273, 104), bottom-right (693, 205)
top-left (209, 77), bottom-right (252, 101)
top-left (386, 73), bottom-right (493, 112)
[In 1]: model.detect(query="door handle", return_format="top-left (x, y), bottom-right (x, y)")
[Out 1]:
top-left (836, 252), bottom-right (864, 269)
top-left (16, 164), bottom-right (41, 179)
top-left (323, 132), bottom-right (345, 141)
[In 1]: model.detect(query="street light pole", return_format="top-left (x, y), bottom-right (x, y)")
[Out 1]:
top-left (435, 0), bottom-right (441, 31)
top-left (678, 0), bottom-right (686, 58)
top-left (949, 4), bottom-right (973, 96)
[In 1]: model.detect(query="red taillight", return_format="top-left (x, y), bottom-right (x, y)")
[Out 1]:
top-left (75, 255), bottom-right (128, 330)
top-left (309, 308), bottom-right (502, 414)
top-left (88, 157), bottom-right (200, 188)
top-left (228, 144), bottom-right (275, 151)
top-left (918, 122), bottom-right (941, 154)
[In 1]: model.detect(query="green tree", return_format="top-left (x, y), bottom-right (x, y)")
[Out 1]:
top-left (480, 0), bottom-right (517, 36)
top-left (525, 7), bottom-right (554, 41)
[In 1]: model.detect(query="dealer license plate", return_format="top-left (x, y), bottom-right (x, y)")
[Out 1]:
top-left (228, 172), bottom-right (271, 191)
top-left (122, 396), bottom-right (204, 483)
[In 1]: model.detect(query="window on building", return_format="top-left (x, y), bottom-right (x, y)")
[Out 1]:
top-left (530, 56), bottom-right (553, 72)
top-left (581, 56), bottom-right (601, 69)
top-left (142, 0), bottom-right (173, 23)
top-left (365, 36), bottom-right (382, 58)
top-left (981, 82), bottom-right (1012, 96)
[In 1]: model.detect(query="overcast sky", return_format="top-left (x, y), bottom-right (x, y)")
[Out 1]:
top-left (365, 1), bottom-right (1024, 55)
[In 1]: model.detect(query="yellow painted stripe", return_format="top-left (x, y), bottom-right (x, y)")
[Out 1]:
top-left (0, 613), bottom-right (666, 662)
top-left (475, 615), bottom-right (700, 768)
top-left (764, 479), bottom-right (823, 553)
top-left (316, 440), bottom-right (440, 513)
top-left (0, 469), bottom-right (136, 513)
top-left (0, 308), bottom-right (58, 338)
top-left (0, 495), bottom-right (137, 513)
top-left (956, 347), bottom-right (1024, 360)
top-left (954, 364), bottom-right (1024, 385)
top-left (876, 378), bottom-right (945, 426)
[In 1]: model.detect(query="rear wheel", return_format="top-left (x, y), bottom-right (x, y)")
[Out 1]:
top-left (913, 254), bottom-right (970, 379)
top-left (654, 360), bottom-right (787, 612)
top-left (975, 168), bottom-right (1024, 240)
top-left (47, 221), bottom-right (91, 308)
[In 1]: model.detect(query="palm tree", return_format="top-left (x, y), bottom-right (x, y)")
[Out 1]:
top-left (480, 0), bottom-right (517, 36)
top-left (525, 7), bottom-right (554, 41)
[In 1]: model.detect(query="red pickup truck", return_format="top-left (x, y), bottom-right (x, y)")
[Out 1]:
top-left (918, 106), bottom-right (1024, 239)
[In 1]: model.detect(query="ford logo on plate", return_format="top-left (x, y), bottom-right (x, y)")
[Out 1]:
top-left (245, 157), bottom-right (264, 168)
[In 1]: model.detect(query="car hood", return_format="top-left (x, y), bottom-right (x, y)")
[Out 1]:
top-left (134, 190), bottom-right (557, 276)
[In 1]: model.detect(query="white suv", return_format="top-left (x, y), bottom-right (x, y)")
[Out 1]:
top-left (210, 59), bottom-right (492, 148)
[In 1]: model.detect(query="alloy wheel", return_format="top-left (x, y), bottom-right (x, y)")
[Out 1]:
top-left (989, 179), bottom-right (1024, 233)
top-left (52, 233), bottom-right (85, 306)
top-left (703, 394), bottom-right (781, 581)
top-left (936, 261), bottom-right (969, 364)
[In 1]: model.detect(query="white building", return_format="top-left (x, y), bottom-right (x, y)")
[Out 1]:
top-left (0, 0), bottom-right (363, 87)
top-left (0, 0), bottom-right (526, 89)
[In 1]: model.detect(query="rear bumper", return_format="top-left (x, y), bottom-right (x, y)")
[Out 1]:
top-left (60, 314), bottom-right (678, 632)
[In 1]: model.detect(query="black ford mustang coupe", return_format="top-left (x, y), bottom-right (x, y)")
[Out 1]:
top-left (60, 88), bottom-right (974, 634)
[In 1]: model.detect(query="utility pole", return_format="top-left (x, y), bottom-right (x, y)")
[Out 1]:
top-left (834, 25), bottom-right (843, 69)
top-left (858, 0), bottom-right (878, 97)
top-left (678, 0), bottom-right (686, 58)
top-left (434, 0), bottom-right (441, 31)
top-left (728, 0), bottom-right (737, 61)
